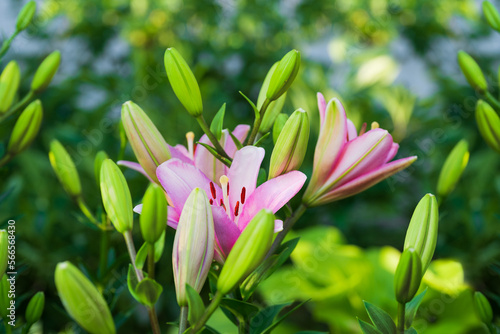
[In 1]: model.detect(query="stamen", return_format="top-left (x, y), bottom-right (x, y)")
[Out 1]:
top-left (209, 199), bottom-right (213, 205)
top-left (219, 199), bottom-right (226, 211)
top-left (240, 187), bottom-right (246, 204)
top-left (219, 175), bottom-right (231, 215)
top-left (371, 121), bottom-right (379, 130)
top-left (359, 122), bottom-right (367, 136)
top-left (186, 131), bottom-right (195, 160)
top-left (209, 182), bottom-right (216, 199)
top-left (234, 201), bottom-right (240, 217)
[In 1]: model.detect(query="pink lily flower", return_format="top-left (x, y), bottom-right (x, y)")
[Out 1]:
top-left (155, 146), bottom-right (307, 262)
top-left (302, 93), bottom-right (417, 207)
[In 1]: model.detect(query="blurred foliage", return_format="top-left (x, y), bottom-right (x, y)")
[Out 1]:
top-left (1, 0), bottom-right (500, 332)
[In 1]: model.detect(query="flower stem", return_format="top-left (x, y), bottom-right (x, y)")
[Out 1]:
top-left (148, 243), bottom-right (155, 280)
top-left (0, 90), bottom-right (35, 124)
top-left (148, 306), bottom-right (161, 334)
top-left (191, 291), bottom-right (223, 334)
top-left (179, 306), bottom-right (188, 334)
top-left (484, 91), bottom-right (500, 111)
top-left (98, 229), bottom-right (109, 279)
top-left (246, 98), bottom-right (271, 146)
top-left (196, 115), bottom-right (231, 161)
top-left (0, 154), bottom-right (12, 168)
top-left (76, 196), bottom-right (100, 227)
top-left (266, 203), bottom-right (307, 259)
top-left (397, 302), bottom-right (405, 333)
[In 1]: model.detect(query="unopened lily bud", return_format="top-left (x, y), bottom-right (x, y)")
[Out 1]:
top-left (121, 101), bottom-right (171, 182)
top-left (173, 188), bottom-right (214, 306)
top-left (269, 109), bottom-right (309, 179)
top-left (25, 292), bottom-right (44, 325)
top-left (217, 209), bottom-right (275, 295)
top-left (164, 47), bottom-right (203, 117)
top-left (0, 231), bottom-right (7, 277)
top-left (257, 62), bottom-right (287, 133)
top-left (94, 151), bottom-right (108, 186)
top-left (49, 140), bottom-right (81, 197)
top-left (100, 159), bottom-right (133, 233)
top-left (483, 1), bottom-right (500, 32)
top-left (476, 100), bottom-right (500, 153)
top-left (16, 1), bottom-right (36, 31)
top-left (31, 50), bottom-right (61, 93)
top-left (436, 140), bottom-right (469, 198)
top-left (394, 248), bottom-right (422, 304)
top-left (0, 275), bottom-right (11, 319)
top-left (266, 50), bottom-right (301, 102)
top-left (55, 262), bottom-right (115, 334)
top-left (404, 194), bottom-right (439, 272)
top-left (474, 291), bottom-right (493, 324)
top-left (272, 113), bottom-right (289, 144)
top-left (0, 61), bottom-right (21, 113)
top-left (140, 184), bottom-right (167, 244)
top-left (457, 51), bottom-right (488, 93)
top-left (7, 100), bottom-right (43, 155)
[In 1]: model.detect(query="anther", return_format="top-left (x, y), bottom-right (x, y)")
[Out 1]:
top-left (240, 187), bottom-right (246, 204)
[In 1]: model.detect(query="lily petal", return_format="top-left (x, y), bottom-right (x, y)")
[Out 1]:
top-left (317, 92), bottom-right (327, 126)
top-left (170, 144), bottom-right (193, 163)
top-left (223, 124), bottom-right (250, 158)
top-left (118, 160), bottom-right (155, 183)
top-left (274, 219), bottom-right (283, 233)
top-left (212, 205), bottom-right (241, 260)
top-left (386, 143), bottom-right (399, 162)
top-left (347, 119), bottom-right (358, 140)
top-left (194, 133), bottom-right (223, 183)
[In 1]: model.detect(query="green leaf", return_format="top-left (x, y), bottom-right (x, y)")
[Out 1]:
top-left (239, 91), bottom-right (259, 117)
top-left (136, 243), bottom-right (148, 270)
top-left (405, 328), bottom-right (418, 334)
top-left (220, 298), bottom-right (260, 325)
top-left (363, 302), bottom-right (397, 334)
top-left (254, 132), bottom-right (270, 147)
top-left (154, 230), bottom-right (166, 263)
top-left (258, 300), bottom-right (309, 334)
top-left (196, 142), bottom-right (231, 166)
top-left (134, 278), bottom-right (163, 307)
top-left (358, 318), bottom-right (383, 334)
top-left (210, 103), bottom-right (226, 141)
top-left (249, 303), bottom-right (291, 334)
top-left (405, 288), bottom-right (427, 328)
top-left (228, 130), bottom-right (243, 150)
top-left (186, 284), bottom-right (205, 324)
top-left (127, 264), bottom-right (141, 302)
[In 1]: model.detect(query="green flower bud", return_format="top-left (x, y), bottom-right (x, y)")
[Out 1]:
top-left (394, 248), bottom-right (422, 304)
top-left (94, 151), bottom-right (109, 186)
top-left (0, 231), bottom-right (7, 277)
top-left (483, 1), bottom-right (500, 32)
top-left (7, 100), bottom-right (43, 155)
top-left (140, 184), bottom-right (167, 244)
top-left (476, 100), bottom-right (500, 153)
top-left (217, 209), bottom-right (275, 295)
top-left (257, 63), bottom-right (287, 134)
top-left (49, 140), bottom-right (82, 197)
top-left (436, 139), bottom-right (469, 198)
top-left (31, 50), bottom-right (61, 93)
top-left (272, 113), bottom-right (289, 144)
top-left (121, 101), bottom-right (171, 183)
top-left (266, 50), bottom-right (300, 102)
top-left (474, 291), bottom-right (493, 324)
top-left (25, 292), bottom-right (45, 325)
top-left (100, 159), bottom-right (133, 233)
top-left (173, 188), bottom-right (214, 306)
top-left (164, 47), bottom-right (203, 117)
top-left (0, 274), bottom-right (11, 319)
top-left (0, 61), bottom-right (21, 113)
top-left (269, 108), bottom-right (309, 179)
top-left (55, 262), bottom-right (115, 334)
top-left (457, 51), bottom-right (488, 93)
top-left (404, 194), bottom-right (439, 272)
top-left (16, 1), bottom-right (36, 31)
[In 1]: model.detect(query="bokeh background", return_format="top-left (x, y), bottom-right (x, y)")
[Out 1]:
top-left (1, 0), bottom-right (500, 333)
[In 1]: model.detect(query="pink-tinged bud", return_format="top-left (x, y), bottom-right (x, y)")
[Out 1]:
top-left (121, 101), bottom-right (172, 183)
top-left (173, 188), bottom-right (214, 306)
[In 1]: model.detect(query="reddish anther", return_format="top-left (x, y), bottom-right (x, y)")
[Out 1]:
top-left (210, 182), bottom-right (216, 199)
top-left (234, 201), bottom-right (240, 217)
top-left (240, 187), bottom-right (246, 204)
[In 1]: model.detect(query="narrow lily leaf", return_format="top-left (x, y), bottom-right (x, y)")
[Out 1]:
top-left (405, 328), bottom-right (418, 334)
top-left (154, 230), bottom-right (166, 263)
top-left (210, 104), bottom-right (226, 141)
top-left (220, 298), bottom-right (260, 326)
top-left (295, 332), bottom-right (329, 334)
top-left (228, 130), bottom-right (244, 150)
top-left (259, 300), bottom-right (309, 334)
top-left (405, 288), bottom-right (427, 328)
top-left (186, 284), bottom-right (205, 324)
top-left (135, 278), bottom-right (163, 307)
top-left (254, 132), bottom-right (271, 147)
top-left (363, 302), bottom-right (397, 334)
top-left (135, 243), bottom-right (148, 270)
top-left (358, 318), bottom-right (383, 334)
top-left (127, 264), bottom-right (141, 303)
top-left (249, 303), bottom-right (291, 334)
top-left (196, 142), bottom-right (232, 166)
top-left (239, 91), bottom-right (259, 117)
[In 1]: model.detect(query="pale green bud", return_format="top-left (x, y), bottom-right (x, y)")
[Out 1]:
top-left (173, 188), bottom-right (214, 306)
top-left (0, 61), bottom-right (21, 113)
top-left (269, 109), bottom-right (309, 179)
top-left (94, 151), bottom-right (109, 186)
top-left (55, 262), bottom-right (115, 334)
top-left (436, 140), bottom-right (469, 198)
top-left (474, 291), bottom-right (493, 324)
top-left (49, 140), bottom-right (81, 197)
top-left (31, 50), bottom-right (61, 93)
top-left (100, 159), bottom-right (133, 233)
top-left (25, 292), bottom-right (45, 325)
top-left (457, 51), bottom-right (488, 93)
top-left (16, 1), bottom-right (36, 31)
top-left (121, 101), bottom-right (171, 183)
top-left (272, 113), bottom-right (289, 144)
top-left (0, 274), bottom-right (11, 319)
top-left (217, 209), bottom-right (275, 295)
top-left (476, 100), bottom-right (500, 153)
top-left (164, 47), bottom-right (203, 117)
top-left (7, 100), bottom-right (43, 155)
top-left (266, 50), bottom-right (300, 101)
top-left (140, 184), bottom-right (167, 244)
top-left (404, 194), bottom-right (439, 272)
top-left (257, 62), bottom-right (287, 134)
top-left (483, 1), bottom-right (500, 32)
top-left (394, 248), bottom-right (422, 304)
top-left (0, 231), bottom-right (7, 277)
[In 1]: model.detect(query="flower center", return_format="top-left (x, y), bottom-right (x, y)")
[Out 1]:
top-left (207, 176), bottom-right (247, 222)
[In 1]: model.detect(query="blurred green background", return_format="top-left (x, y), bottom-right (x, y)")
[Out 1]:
top-left (1, 0), bottom-right (500, 332)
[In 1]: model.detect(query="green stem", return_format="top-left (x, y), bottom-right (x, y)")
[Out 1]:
top-left (196, 115), bottom-right (231, 160)
top-left (148, 243), bottom-right (155, 280)
top-left (76, 197), bottom-right (100, 226)
top-left (246, 99), bottom-right (271, 146)
top-left (0, 154), bottom-right (12, 168)
top-left (98, 229), bottom-right (109, 279)
top-left (238, 317), bottom-right (246, 333)
top-left (0, 31), bottom-right (19, 60)
top-left (397, 302), bottom-right (405, 333)
top-left (0, 91), bottom-right (35, 124)
top-left (266, 203), bottom-right (307, 259)
top-left (5, 322), bottom-right (12, 334)
top-left (148, 306), bottom-right (161, 334)
top-left (21, 324), bottom-right (30, 334)
top-left (179, 306), bottom-right (188, 334)
top-left (191, 291), bottom-right (223, 334)
top-left (484, 91), bottom-right (500, 111)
